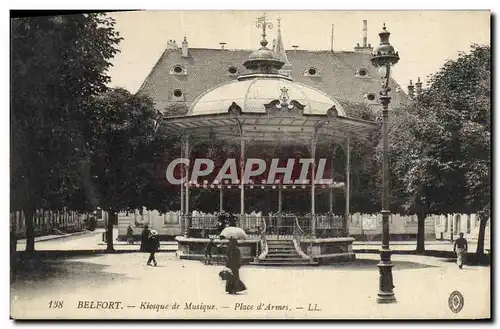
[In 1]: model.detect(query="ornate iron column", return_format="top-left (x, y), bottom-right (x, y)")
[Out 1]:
top-left (185, 137), bottom-right (191, 218)
top-left (219, 188), bottom-right (224, 212)
top-left (370, 24), bottom-right (399, 304)
top-left (185, 137), bottom-right (191, 216)
top-left (310, 129), bottom-right (319, 236)
top-left (235, 120), bottom-right (245, 228)
top-left (345, 136), bottom-right (351, 236)
top-left (180, 137), bottom-right (185, 235)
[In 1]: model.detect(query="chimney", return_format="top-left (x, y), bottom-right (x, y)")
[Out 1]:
top-left (166, 39), bottom-right (178, 50)
top-left (354, 20), bottom-right (372, 53)
top-left (219, 42), bottom-right (226, 50)
top-left (362, 20), bottom-right (368, 48)
top-left (292, 45), bottom-right (299, 52)
top-left (181, 36), bottom-right (188, 57)
top-left (407, 80), bottom-right (415, 99)
top-left (415, 77), bottom-right (423, 97)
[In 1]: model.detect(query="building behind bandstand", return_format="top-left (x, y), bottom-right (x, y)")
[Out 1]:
top-left (114, 17), bottom-right (489, 264)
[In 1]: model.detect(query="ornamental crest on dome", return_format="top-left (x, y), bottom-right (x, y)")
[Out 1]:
top-left (276, 87), bottom-right (294, 110)
top-left (264, 87), bottom-right (306, 114)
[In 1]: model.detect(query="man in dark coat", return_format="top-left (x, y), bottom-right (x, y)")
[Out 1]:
top-left (146, 230), bottom-right (160, 266)
top-left (140, 224), bottom-right (150, 252)
top-left (454, 232), bottom-right (468, 269)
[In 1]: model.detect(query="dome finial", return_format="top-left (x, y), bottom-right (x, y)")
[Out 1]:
top-left (256, 13), bottom-right (273, 49)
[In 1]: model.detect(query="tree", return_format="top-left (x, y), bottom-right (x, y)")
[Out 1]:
top-left (382, 44), bottom-right (491, 254)
top-left (11, 14), bottom-right (122, 251)
top-left (85, 88), bottom-right (162, 252)
top-left (425, 45), bottom-right (491, 256)
top-left (381, 103), bottom-right (453, 253)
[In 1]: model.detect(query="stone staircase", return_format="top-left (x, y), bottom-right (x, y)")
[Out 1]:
top-left (250, 239), bottom-right (318, 266)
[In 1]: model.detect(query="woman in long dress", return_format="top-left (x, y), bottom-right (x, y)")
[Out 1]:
top-left (225, 237), bottom-right (246, 294)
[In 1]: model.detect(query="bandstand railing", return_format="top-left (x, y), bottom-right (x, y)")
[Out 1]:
top-left (292, 216), bottom-right (314, 260)
top-left (180, 213), bottom-right (348, 239)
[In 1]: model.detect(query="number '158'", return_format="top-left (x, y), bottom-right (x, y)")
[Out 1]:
top-left (49, 301), bottom-right (64, 308)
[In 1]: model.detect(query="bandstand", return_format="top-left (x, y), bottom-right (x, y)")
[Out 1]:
top-left (164, 17), bottom-right (377, 265)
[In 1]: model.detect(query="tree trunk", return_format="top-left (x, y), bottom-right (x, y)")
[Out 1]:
top-left (416, 212), bottom-right (426, 254)
top-left (106, 212), bottom-right (116, 253)
top-left (24, 208), bottom-right (35, 252)
top-left (475, 217), bottom-right (488, 257)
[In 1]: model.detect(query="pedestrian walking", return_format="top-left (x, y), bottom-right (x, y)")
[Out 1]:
top-left (204, 238), bottom-right (215, 265)
top-left (140, 224), bottom-right (150, 252)
top-left (146, 230), bottom-right (160, 266)
top-left (127, 225), bottom-right (134, 244)
top-left (454, 232), bottom-right (468, 269)
top-left (224, 237), bottom-right (246, 294)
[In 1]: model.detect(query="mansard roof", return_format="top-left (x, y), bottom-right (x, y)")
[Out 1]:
top-left (137, 47), bottom-right (410, 117)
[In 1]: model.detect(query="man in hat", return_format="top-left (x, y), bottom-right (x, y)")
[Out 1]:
top-left (454, 232), bottom-right (468, 269)
top-left (140, 224), bottom-right (150, 252)
top-left (146, 230), bottom-right (160, 266)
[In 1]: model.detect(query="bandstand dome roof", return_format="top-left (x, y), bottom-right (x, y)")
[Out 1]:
top-left (186, 77), bottom-right (347, 117)
top-left (162, 19), bottom-right (378, 144)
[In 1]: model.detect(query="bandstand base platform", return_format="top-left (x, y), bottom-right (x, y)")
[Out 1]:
top-left (175, 236), bottom-right (356, 266)
top-left (175, 236), bottom-right (260, 265)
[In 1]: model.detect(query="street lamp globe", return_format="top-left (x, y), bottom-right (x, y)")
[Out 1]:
top-left (370, 24), bottom-right (400, 69)
top-left (377, 66), bottom-right (388, 78)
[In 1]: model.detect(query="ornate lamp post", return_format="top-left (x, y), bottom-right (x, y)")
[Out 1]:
top-left (370, 24), bottom-right (399, 304)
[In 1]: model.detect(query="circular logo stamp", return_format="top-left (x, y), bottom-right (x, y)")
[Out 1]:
top-left (448, 290), bottom-right (464, 313)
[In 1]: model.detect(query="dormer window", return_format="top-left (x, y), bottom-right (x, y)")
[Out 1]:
top-left (170, 65), bottom-right (187, 76)
top-left (228, 66), bottom-right (239, 76)
top-left (172, 89), bottom-right (185, 101)
top-left (364, 93), bottom-right (377, 102)
top-left (304, 67), bottom-right (320, 77)
top-left (356, 68), bottom-right (370, 78)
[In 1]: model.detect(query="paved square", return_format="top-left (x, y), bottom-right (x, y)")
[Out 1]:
top-left (11, 249), bottom-right (490, 319)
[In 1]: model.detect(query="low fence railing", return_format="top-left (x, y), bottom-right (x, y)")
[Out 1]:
top-left (181, 214), bottom-right (347, 238)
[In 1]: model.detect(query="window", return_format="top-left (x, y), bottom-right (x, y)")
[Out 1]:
top-left (357, 68), bottom-right (368, 76)
top-left (170, 65), bottom-right (187, 75)
top-left (228, 66), bottom-right (238, 75)
top-left (304, 67), bottom-right (320, 77)
top-left (172, 89), bottom-right (185, 101)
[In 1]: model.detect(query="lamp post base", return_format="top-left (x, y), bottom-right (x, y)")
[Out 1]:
top-left (377, 248), bottom-right (396, 304)
top-left (377, 292), bottom-right (397, 304)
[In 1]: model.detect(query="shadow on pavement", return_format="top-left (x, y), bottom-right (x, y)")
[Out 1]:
top-left (10, 253), bottom-right (131, 291)
top-left (325, 258), bottom-right (437, 271)
top-left (354, 249), bottom-right (491, 266)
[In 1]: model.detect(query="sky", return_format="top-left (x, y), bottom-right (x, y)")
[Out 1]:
top-left (106, 10), bottom-right (490, 94)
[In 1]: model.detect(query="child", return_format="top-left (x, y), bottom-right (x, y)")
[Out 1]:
top-left (204, 238), bottom-right (215, 265)
top-left (147, 230), bottom-right (160, 266)
top-left (127, 225), bottom-right (134, 244)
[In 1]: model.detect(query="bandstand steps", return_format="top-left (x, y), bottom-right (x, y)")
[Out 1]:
top-left (266, 253), bottom-right (299, 258)
top-left (251, 239), bottom-right (318, 266)
top-left (260, 257), bottom-right (308, 262)
top-left (267, 247), bottom-right (297, 251)
top-left (250, 261), bottom-right (319, 266)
